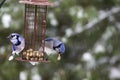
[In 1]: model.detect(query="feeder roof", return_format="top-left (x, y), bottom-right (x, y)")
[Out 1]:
top-left (19, 0), bottom-right (53, 6)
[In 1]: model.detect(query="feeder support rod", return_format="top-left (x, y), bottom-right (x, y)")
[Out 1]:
top-left (0, 0), bottom-right (6, 8)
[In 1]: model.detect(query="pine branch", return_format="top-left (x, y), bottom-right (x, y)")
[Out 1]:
top-left (84, 7), bottom-right (120, 30)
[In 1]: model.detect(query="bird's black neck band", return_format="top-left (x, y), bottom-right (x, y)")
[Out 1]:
top-left (53, 43), bottom-right (62, 50)
top-left (14, 35), bottom-right (21, 46)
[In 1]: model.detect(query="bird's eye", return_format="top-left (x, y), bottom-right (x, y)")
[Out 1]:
top-left (11, 35), bottom-right (15, 38)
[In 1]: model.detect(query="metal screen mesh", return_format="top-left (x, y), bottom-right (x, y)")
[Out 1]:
top-left (24, 4), bottom-right (47, 52)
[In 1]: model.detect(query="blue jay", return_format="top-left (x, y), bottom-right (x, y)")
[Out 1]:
top-left (44, 37), bottom-right (65, 60)
top-left (7, 33), bottom-right (25, 61)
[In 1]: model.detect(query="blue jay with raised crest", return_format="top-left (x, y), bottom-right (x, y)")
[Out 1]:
top-left (44, 37), bottom-right (65, 60)
top-left (7, 33), bottom-right (25, 61)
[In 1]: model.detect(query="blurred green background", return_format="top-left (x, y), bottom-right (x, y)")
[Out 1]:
top-left (0, 0), bottom-right (120, 80)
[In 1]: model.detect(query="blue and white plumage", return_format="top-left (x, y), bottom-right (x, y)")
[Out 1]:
top-left (7, 33), bottom-right (25, 61)
top-left (44, 37), bottom-right (65, 58)
top-left (8, 33), bottom-right (37, 65)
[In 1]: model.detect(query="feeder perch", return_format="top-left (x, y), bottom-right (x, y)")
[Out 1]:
top-left (16, 0), bottom-right (53, 63)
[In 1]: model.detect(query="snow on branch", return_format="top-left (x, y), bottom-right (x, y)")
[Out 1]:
top-left (65, 7), bottom-right (120, 39)
top-left (84, 7), bottom-right (120, 30)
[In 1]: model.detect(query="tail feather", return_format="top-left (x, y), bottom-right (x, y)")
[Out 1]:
top-left (8, 51), bottom-right (16, 61)
top-left (8, 56), bottom-right (14, 61)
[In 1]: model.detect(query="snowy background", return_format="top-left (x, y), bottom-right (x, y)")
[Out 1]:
top-left (0, 0), bottom-right (120, 80)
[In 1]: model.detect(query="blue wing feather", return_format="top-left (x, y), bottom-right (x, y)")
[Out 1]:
top-left (59, 43), bottom-right (65, 54)
top-left (45, 37), bottom-right (65, 54)
top-left (12, 45), bottom-right (16, 51)
top-left (45, 37), bottom-right (53, 41)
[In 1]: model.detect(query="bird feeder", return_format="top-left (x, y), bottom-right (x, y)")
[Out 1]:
top-left (16, 0), bottom-right (53, 62)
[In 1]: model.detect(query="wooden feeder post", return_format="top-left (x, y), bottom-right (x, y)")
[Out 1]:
top-left (17, 0), bottom-right (53, 62)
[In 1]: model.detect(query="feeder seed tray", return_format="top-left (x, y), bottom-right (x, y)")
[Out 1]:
top-left (15, 48), bottom-right (50, 63)
top-left (15, 57), bottom-right (50, 63)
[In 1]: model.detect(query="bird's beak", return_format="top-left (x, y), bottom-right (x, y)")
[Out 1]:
top-left (7, 35), bottom-right (11, 39)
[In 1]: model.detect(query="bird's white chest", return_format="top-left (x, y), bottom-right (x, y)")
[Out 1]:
top-left (11, 39), bottom-right (18, 44)
top-left (44, 47), bottom-right (57, 55)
